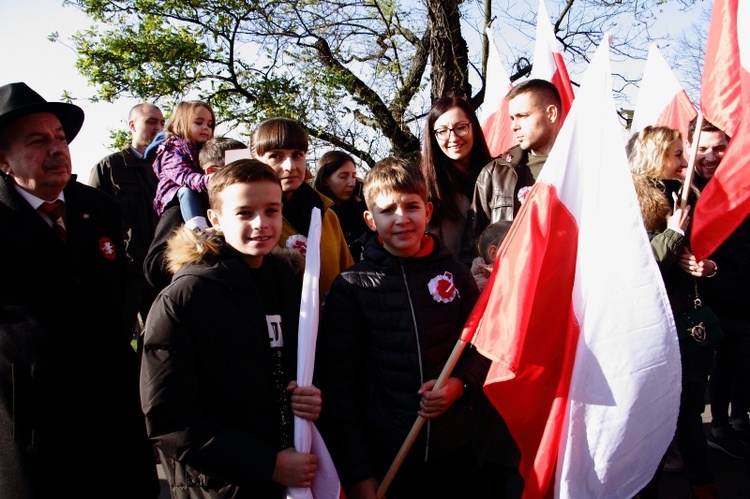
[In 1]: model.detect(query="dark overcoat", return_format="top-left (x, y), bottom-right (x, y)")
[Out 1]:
top-left (0, 174), bottom-right (159, 498)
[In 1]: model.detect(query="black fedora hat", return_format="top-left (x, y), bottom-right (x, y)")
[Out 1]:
top-left (0, 82), bottom-right (84, 143)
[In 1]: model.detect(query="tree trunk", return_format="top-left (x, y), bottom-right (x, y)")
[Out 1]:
top-left (426, 0), bottom-right (471, 102)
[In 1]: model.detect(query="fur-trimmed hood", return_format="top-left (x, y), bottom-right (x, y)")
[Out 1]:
top-left (165, 225), bottom-right (305, 275)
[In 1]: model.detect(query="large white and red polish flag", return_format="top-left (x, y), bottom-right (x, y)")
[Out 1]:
top-left (691, 0), bottom-right (750, 261)
top-left (479, 27), bottom-right (516, 157)
top-left (531, 0), bottom-right (575, 125)
top-left (461, 36), bottom-right (681, 498)
top-left (630, 44), bottom-right (697, 143)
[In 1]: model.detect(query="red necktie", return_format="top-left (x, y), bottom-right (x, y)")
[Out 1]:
top-left (39, 200), bottom-right (67, 242)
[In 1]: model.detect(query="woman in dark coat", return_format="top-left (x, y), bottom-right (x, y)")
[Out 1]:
top-left (313, 150), bottom-right (370, 261)
top-left (629, 125), bottom-right (719, 499)
top-left (420, 96), bottom-right (491, 258)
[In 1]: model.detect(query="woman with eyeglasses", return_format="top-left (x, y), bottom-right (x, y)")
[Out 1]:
top-left (420, 96), bottom-right (491, 258)
top-left (422, 97), bottom-right (522, 498)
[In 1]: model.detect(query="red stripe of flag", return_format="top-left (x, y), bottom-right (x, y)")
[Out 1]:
top-left (691, 0), bottom-right (750, 261)
top-left (462, 36), bottom-right (681, 498)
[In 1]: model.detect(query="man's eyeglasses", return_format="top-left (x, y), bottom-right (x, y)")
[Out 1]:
top-left (433, 122), bottom-right (471, 141)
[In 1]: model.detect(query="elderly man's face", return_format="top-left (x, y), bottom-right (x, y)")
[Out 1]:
top-left (0, 112), bottom-right (72, 200)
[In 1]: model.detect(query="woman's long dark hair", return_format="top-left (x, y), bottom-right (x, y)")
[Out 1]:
top-left (420, 96), bottom-right (490, 223)
top-left (313, 150), bottom-right (356, 202)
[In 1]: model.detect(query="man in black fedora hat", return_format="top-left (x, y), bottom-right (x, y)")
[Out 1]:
top-left (0, 82), bottom-right (159, 498)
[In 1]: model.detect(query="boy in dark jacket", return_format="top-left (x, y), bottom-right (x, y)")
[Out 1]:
top-left (140, 159), bottom-right (321, 498)
top-left (317, 157), bottom-right (486, 499)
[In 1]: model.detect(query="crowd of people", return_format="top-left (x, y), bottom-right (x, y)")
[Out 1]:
top-left (0, 78), bottom-right (747, 499)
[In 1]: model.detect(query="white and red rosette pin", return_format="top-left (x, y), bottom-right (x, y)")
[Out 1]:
top-left (428, 271), bottom-right (460, 303)
top-left (517, 186), bottom-right (531, 205)
top-left (98, 237), bottom-right (117, 260)
top-left (286, 234), bottom-right (308, 256)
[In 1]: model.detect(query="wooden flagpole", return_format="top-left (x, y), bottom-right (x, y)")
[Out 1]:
top-left (680, 112), bottom-right (704, 209)
top-left (376, 339), bottom-right (469, 498)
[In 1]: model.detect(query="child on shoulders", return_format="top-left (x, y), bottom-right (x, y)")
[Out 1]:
top-left (152, 100), bottom-right (215, 230)
top-left (144, 136), bottom-right (249, 293)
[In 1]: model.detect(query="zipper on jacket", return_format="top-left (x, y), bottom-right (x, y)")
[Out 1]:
top-left (400, 263), bottom-right (431, 462)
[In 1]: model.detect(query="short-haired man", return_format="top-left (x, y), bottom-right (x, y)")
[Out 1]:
top-left (682, 117), bottom-right (750, 459)
top-left (0, 82), bottom-right (159, 497)
top-left (687, 117), bottom-right (729, 187)
top-left (90, 103), bottom-right (165, 342)
top-left (461, 79), bottom-right (563, 262)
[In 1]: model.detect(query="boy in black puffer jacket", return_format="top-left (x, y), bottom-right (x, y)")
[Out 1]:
top-left (140, 159), bottom-right (321, 498)
top-left (317, 157), bottom-right (487, 499)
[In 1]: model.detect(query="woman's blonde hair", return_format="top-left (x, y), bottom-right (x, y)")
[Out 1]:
top-left (628, 126), bottom-right (681, 179)
top-left (165, 101), bottom-right (216, 140)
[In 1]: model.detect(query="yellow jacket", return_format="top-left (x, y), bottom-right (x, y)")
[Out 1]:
top-left (280, 189), bottom-right (354, 296)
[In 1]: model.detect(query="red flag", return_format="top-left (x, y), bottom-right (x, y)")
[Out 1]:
top-left (462, 37), bottom-right (681, 498)
top-left (531, 0), bottom-right (575, 125)
top-left (630, 44), bottom-right (697, 145)
top-left (479, 28), bottom-right (516, 157)
top-left (691, 0), bottom-right (750, 261)
top-left (700, 0), bottom-right (743, 137)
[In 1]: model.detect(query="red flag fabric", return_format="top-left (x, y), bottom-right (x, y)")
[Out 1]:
top-left (630, 44), bottom-right (697, 145)
top-left (531, 0), bottom-right (575, 125)
top-left (479, 28), bottom-right (516, 157)
top-left (691, 0), bottom-right (750, 261)
top-left (700, 0), bottom-right (743, 137)
top-left (463, 37), bottom-right (681, 498)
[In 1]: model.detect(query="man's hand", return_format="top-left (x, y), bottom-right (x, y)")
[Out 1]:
top-left (678, 248), bottom-right (717, 278)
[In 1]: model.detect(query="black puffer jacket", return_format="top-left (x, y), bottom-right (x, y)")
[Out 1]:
top-left (141, 231), bottom-right (301, 499)
top-left (317, 234), bottom-right (486, 485)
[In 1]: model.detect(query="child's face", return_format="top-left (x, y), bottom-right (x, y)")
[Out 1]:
top-left (364, 190), bottom-right (432, 258)
top-left (207, 180), bottom-right (283, 268)
top-left (188, 106), bottom-right (214, 144)
top-left (258, 148), bottom-right (307, 199)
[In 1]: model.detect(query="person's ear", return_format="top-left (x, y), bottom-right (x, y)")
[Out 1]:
top-left (488, 244), bottom-right (500, 262)
top-left (547, 104), bottom-right (559, 124)
top-left (128, 119), bottom-right (137, 133)
top-left (0, 153), bottom-right (10, 175)
top-left (204, 165), bottom-right (217, 175)
top-left (363, 210), bottom-right (377, 232)
top-left (424, 201), bottom-right (434, 225)
top-left (207, 209), bottom-right (220, 229)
